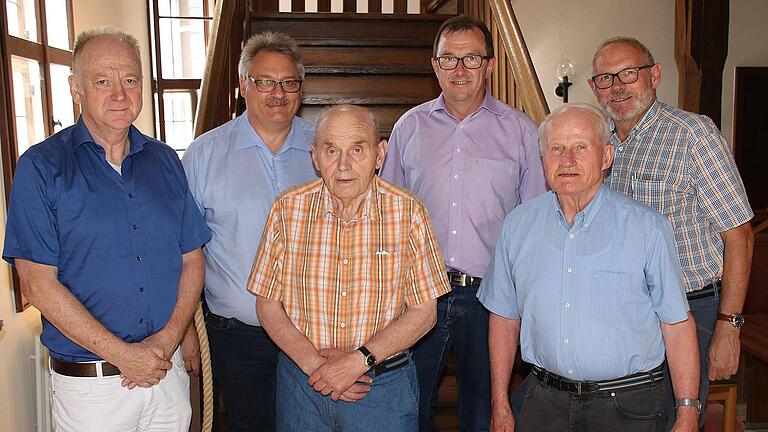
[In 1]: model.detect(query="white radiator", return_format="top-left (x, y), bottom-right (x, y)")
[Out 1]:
top-left (32, 335), bottom-right (51, 432)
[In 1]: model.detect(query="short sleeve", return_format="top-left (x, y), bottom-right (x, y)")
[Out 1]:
top-left (689, 129), bottom-right (753, 231)
top-left (476, 218), bottom-right (520, 319)
top-left (3, 154), bottom-right (60, 266)
top-left (247, 200), bottom-right (286, 301)
top-left (644, 214), bottom-right (690, 324)
top-left (402, 202), bottom-right (450, 305)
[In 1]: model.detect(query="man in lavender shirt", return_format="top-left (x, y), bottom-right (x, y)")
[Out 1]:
top-left (380, 14), bottom-right (546, 432)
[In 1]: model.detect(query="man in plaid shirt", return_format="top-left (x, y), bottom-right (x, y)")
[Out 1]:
top-left (589, 37), bottom-right (754, 429)
top-left (248, 104), bottom-right (451, 431)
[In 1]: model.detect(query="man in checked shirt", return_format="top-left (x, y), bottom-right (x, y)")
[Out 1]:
top-left (248, 104), bottom-right (451, 431)
top-left (589, 37), bottom-right (755, 429)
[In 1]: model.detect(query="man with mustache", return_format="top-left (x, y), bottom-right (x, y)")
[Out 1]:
top-left (182, 31), bottom-right (316, 432)
top-left (380, 15), bottom-right (546, 431)
top-left (589, 37), bottom-right (754, 429)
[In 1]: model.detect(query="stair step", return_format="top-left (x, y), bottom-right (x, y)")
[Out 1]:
top-left (252, 13), bottom-right (449, 43)
top-left (301, 46), bottom-right (433, 74)
top-left (302, 74), bottom-right (439, 105)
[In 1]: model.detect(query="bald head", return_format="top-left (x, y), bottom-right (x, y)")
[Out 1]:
top-left (314, 104), bottom-right (381, 147)
top-left (72, 27), bottom-right (142, 86)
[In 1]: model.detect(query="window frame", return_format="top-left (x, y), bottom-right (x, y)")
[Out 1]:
top-left (147, 0), bottom-right (213, 153)
top-left (1, 0), bottom-right (76, 311)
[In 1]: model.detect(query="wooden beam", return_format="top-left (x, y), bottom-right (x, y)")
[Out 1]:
top-left (675, 0), bottom-right (729, 126)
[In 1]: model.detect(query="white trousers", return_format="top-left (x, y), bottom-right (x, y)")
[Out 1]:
top-left (50, 349), bottom-right (191, 432)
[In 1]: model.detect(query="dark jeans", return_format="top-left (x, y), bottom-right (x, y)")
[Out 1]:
top-left (663, 287), bottom-right (720, 430)
top-left (276, 352), bottom-right (419, 432)
top-left (413, 284), bottom-right (491, 432)
top-left (517, 372), bottom-right (666, 432)
top-left (206, 310), bottom-right (279, 432)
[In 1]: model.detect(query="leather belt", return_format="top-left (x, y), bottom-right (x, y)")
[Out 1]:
top-left (687, 280), bottom-right (720, 301)
top-left (372, 351), bottom-right (410, 377)
top-left (532, 365), bottom-right (664, 395)
top-left (51, 357), bottom-right (121, 377)
top-left (447, 271), bottom-right (482, 287)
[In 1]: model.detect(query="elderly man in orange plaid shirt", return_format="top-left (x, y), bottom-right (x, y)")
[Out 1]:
top-left (248, 104), bottom-right (452, 432)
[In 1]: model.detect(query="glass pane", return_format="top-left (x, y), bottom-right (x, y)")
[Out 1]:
top-left (11, 56), bottom-right (45, 157)
top-left (163, 90), bottom-right (198, 152)
top-left (158, 0), bottom-right (207, 17)
top-left (159, 18), bottom-right (207, 79)
top-left (6, 0), bottom-right (39, 42)
top-left (45, 0), bottom-right (71, 50)
top-left (49, 63), bottom-right (75, 133)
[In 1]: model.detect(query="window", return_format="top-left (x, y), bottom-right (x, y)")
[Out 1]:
top-left (2, 0), bottom-right (76, 311)
top-left (148, 0), bottom-right (213, 156)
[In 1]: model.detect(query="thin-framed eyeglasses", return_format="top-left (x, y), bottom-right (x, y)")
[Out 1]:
top-left (590, 65), bottom-right (654, 89)
top-left (246, 75), bottom-right (303, 93)
top-left (434, 54), bottom-right (491, 70)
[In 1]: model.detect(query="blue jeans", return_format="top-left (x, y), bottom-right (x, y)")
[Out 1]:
top-left (205, 310), bottom-right (279, 432)
top-left (663, 287), bottom-right (720, 430)
top-left (275, 352), bottom-right (419, 432)
top-left (414, 285), bottom-right (491, 432)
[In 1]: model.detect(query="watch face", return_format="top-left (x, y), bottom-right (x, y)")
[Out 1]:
top-left (365, 355), bottom-right (376, 368)
top-left (732, 314), bottom-right (745, 328)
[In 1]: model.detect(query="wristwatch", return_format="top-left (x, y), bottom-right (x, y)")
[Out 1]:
top-left (675, 398), bottom-right (702, 414)
top-left (717, 313), bottom-right (745, 329)
top-left (357, 345), bottom-right (377, 368)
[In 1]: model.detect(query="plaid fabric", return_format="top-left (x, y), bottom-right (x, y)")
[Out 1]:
top-left (247, 177), bottom-right (451, 352)
top-left (605, 101), bottom-right (753, 292)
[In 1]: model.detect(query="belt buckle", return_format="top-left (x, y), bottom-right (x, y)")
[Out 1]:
top-left (575, 381), bottom-right (582, 395)
top-left (457, 273), bottom-right (467, 286)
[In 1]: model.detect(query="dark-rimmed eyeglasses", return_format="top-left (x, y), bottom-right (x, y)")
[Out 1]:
top-left (590, 65), bottom-right (654, 89)
top-left (434, 54), bottom-right (491, 70)
top-left (246, 75), bottom-right (303, 93)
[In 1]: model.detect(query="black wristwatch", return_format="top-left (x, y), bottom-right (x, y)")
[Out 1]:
top-left (357, 345), bottom-right (377, 368)
top-left (717, 313), bottom-right (745, 329)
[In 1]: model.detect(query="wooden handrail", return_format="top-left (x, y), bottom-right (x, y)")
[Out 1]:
top-left (194, 0), bottom-right (246, 138)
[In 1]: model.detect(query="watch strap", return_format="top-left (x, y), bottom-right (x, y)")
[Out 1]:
top-left (675, 398), bottom-right (701, 413)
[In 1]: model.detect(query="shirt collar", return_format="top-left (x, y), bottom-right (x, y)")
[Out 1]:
top-left (316, 176), bottom-right (381, 222)
top-left (552, 185), bottom-right (607, 230)
top-left (234, 113), bottom-right (311, 154)
top-left (428, 91), bottom-right (503, 120)
top-left (70, 116), bottom-right (148, 154)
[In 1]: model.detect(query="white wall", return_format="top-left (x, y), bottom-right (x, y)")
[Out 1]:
top-left (512, 0), bottom-right (678, 112)
top-left (72, 0), bottom-right (155, 136)
top-left (721, 0), bottom-right (768, 147)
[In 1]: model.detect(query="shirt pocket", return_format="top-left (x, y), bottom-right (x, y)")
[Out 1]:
top-left (630, 177), bottom-right (680, 215)
top-left (590, 271), bottom-right (636, 328)
top-left (466, 157), bottom-right (519, 211)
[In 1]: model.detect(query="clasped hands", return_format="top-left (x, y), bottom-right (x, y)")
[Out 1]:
top-left (306, 348), bottom-right (374, 402)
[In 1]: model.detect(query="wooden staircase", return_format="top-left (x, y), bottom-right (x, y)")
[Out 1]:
top-left (251, 12), bottom-right (448, 138)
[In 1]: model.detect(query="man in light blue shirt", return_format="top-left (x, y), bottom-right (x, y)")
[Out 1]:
top-left (478, 103), bottom-right (700, 432)
top-left (182, 31), bottom-right (316, 432)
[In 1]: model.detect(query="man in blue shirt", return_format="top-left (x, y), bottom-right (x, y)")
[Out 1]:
top-left (3, 28), bottom-right (210, 431)
top-left (478, 103), bottom-right (700, 432)
top-left (182, 31), bottom-right (316, 432)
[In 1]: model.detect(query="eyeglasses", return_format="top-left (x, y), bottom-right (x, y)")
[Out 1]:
top-left (434, 54), bottom-right (491, 70)
top-left (590, 65), bottom-right (654, 89)
top-left (246, 75), bottom-right (303, 93)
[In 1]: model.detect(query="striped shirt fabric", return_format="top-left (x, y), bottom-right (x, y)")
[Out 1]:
top-left (247, 176), bottom-right (451, 352)
top-left (605, 101), bottom-right (753, 292)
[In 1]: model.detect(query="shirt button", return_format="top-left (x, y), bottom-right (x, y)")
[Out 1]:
top-left (452, 202), bottom-right (457, 207)
top-left (568, 369), bottom-right (574, 375)
top-left (342, 259), bottom-right (349, 265)
top-left (567, 267), bottom-right (572, 273)
top-left (456, 148), bottom-right (461, 154)
top-left (139, 318), bottom-right (143, 323)
top-left (618, 146), bottom-right (624, 151)
top-left (128, 193), bottom-right (134, 198)
top-left (132, 224), bottom-right (138, 230)
top-left (565, 302), bottom-right (571, 308)
top-left (449, 257), bottom-right (455, 262)
top-left (569, 234), bottom-right (574, 239)
top-left (139, 287), bottom-right (144, 293)
top-left (340, 322), bottom-right (346, 328)
top-left (563, 338), bottom-right (569, 344)
top-left (137, 256), bottom-right (143, 261)
top-left (453, 174), bottom-right (459, 179)
top-left (451, 230), bottom-right (457, 235)
top-left (341, 291), bottom-right (347, 297)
